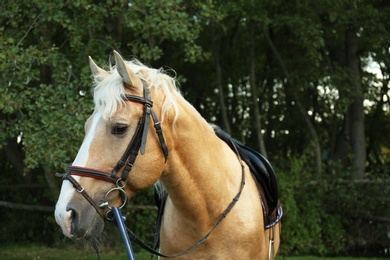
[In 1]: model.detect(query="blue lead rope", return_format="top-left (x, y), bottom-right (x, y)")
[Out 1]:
top-left (112, 207), bottom-right (136, 260)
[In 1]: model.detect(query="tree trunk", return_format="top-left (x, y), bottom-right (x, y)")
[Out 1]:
top-left (43, 165), bottom-right (59, 200)
top-left (4, 138), bottom-right (25, 179)
top-left (249, 22), bottom-right (267, 157)
top-left (263, 26), bottom-right (322, 177)
top-left (39, 63), bottom-right (60, 200)
top-left (345, 28), bottom-right (366, 179)
top-left (212, 33), bottom-right (231, 134)
top-left (331, 112), bottom-right (351, 167)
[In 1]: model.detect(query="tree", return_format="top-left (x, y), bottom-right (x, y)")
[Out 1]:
top-left (0, 0), bottom-right (205, 244)
top-left (1, 0), bottom-right (389, 254)
top-left (319, 0), bottom-right (390, 179)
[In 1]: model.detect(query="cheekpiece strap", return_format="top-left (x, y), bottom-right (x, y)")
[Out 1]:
top-left (115, 78), bottom-right (168, 181)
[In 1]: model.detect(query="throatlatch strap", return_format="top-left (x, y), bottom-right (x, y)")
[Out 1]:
top-left (151, 110), bottom-right (168, 161)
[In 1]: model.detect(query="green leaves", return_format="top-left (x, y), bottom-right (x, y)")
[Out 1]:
top-left (19, 83), bottom-right (92, 169)
top-left (0, 0), bottom-right (389, 253)
top-left (124, 0), bottom-right (203, 62)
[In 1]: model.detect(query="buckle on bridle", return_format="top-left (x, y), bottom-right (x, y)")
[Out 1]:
top-left (76, 187), bottom-right (85, 193)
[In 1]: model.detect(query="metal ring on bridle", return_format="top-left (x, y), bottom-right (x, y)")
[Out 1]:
top-left (116, 178), bottom-right (126, 189)
top-left (103, 187), bottom-right (128, 210)
top-left (106, 210), bottom-right (115, 222)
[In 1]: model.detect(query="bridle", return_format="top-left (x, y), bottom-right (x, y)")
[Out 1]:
top-left (56, 77), bottom-right (246, 258)
top-left (56, 79), bottom-right (168, 219)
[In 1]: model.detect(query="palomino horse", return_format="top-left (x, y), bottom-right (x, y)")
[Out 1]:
top-left (55, 51), bottom-right (281, 259)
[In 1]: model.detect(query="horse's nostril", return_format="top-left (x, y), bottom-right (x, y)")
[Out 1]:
top-left (66, 206), bottom-right (78, 235)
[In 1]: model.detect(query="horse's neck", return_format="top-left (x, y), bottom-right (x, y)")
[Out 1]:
top-left (161, 99), bottom-right (243, 227)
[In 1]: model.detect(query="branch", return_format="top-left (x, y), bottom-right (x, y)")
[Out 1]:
top-left (0, 201), bottom-right (54, 212)
top-left (0, 184), bottom-right (45, 189)
top-left (262, 25), bottom-right (322, 177)
top-left (127, 205), bottom-right (158, 211)
top-left (0, 201), bottom-right (158, 212)
top-left (17, 14), bottom-right (41, 48)
top-left (330, 209), bottom-right (390, 223)
top-left (309, 179), bottom-right (390, 185)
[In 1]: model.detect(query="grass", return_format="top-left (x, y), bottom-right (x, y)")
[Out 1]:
top-left (1, 244), bottom-right (137, 260)
top-left (0, 244), bottom-right (385, 260)
top-left (276, 256), bottom-right (384, 260)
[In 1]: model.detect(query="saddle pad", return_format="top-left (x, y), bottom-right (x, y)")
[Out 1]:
top-left (214, 129), bottom-right (279, 215)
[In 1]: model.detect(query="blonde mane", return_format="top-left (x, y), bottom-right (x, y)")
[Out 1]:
top-left (92, 59), bottom-right (180, 123)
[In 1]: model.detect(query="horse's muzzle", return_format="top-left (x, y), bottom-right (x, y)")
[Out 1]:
top-left (55, 199), bottom-right (104, 240)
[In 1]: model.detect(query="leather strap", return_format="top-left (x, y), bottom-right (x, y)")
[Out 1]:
top-left (151, 109), bottom-right (168, 161)
top-left (55, 172), bottom-right (105, 219)
top-left (111, 83), bottom-right (151, 179)
top-left (112, 114), bottom-right (145, 181)
top-left (66, 165), bottom-right (117, 183)
top-left (129, 136), bottom-right (246, 259)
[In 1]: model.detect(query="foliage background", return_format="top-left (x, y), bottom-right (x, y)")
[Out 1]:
top-left (1, 0), bottom-right (389, 257)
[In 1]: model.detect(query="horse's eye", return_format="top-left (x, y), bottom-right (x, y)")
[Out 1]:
top-left (112, 124), bottom-right (128, 135)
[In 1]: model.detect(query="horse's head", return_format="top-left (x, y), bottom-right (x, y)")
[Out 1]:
top-left (55, 51), bottom-right (174, 240)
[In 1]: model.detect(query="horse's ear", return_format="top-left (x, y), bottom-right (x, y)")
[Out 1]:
top-left (113, 50), bottom-right (142, 90)
top-left (89, 56), bottom-right (109, 81)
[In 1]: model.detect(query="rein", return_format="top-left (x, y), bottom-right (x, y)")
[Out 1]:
top-left (56, 78), bottom-right (247, 258)
top-left (127, 137), bottom-right (246, 259)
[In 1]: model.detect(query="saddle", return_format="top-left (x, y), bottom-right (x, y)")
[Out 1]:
top-left (214, 129), bottom-right (281, 228)
top-left (151, 129), bottom-right (282, 254)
